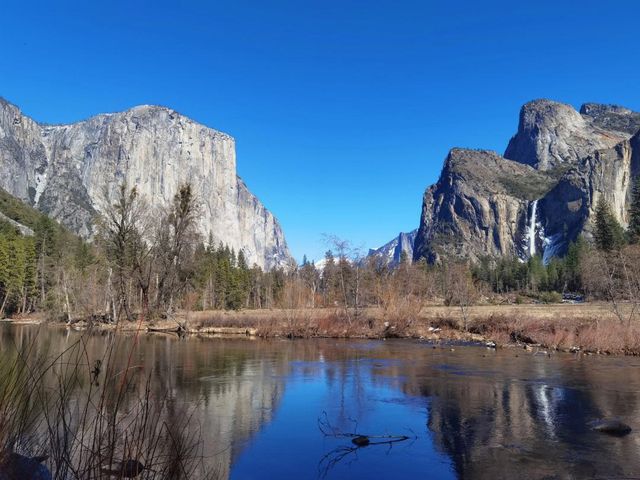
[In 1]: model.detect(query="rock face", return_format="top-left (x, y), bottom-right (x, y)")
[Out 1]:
top-left (368, 229), bottom-right (417, 266)
top-left (0, 210), bottom-right (34, 236)
top-left (0, 97), bottom-right (292, 269)
top-left (414, 100), bottom-right (640, 264)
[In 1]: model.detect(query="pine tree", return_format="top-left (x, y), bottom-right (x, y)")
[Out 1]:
top-left (594, 198), bottom-right (625, 251)
top-left (74, 238), bottom-right (95, 274)
top-left (546, 258), bottom-right (560, 291)
top-left (527, 255), bottom-right (546, 292)
top-left (0, 235), bottom-right (9, 315)
top-left (629, 175), bottom-right (640, 243)
top-left (563, 237), bottom-right (586, 291)
top-left (22, 238), bottom-right (38, 312)
top-left (236, 250), bottom-right (251, 306)
top-left (321, 250), bottom-right (338, 305)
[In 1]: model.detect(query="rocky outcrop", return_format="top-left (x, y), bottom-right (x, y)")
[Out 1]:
top-left (504, 99), bottom-right (628, 171)
top-left (0, 211), bottom-right (34, 236)
top-left (414, 99), bottom-right (640, 264)
top-left (368, 230), bottom-right (417, 266)
top-left (413, 148), bottom-right (562, 263)
top-left (0, 97), bottom-right (292, 269)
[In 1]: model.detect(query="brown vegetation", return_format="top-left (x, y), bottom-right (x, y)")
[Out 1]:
top-left (5, 181), bottom-right (640, 358)
top-left (90, 302), bottom-right (638, 355)
top-left (0, 328), bottom-right (218, 479)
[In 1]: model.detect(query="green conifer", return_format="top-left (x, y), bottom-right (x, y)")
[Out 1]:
top-left (594, 198), bottom-right (625, 251)
top-left (628, 175), bottom-right (640, 243)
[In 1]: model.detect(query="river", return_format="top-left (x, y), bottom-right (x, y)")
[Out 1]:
top-left (0, 324), bottom-right (638, 479)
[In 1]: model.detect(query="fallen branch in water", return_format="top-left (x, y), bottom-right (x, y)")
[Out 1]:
top-left (317, 412), bottom-right (416, 478)
top-left (318, 411), bottom-right (412, 443)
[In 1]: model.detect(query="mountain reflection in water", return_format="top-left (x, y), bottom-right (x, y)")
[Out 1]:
top-left (1, 325), bottom-right (638, 479)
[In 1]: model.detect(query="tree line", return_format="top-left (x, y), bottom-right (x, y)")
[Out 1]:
top-left (0, 184), bottom-right (288, 320)
top-left (0, 176), bottom-right (639, 321)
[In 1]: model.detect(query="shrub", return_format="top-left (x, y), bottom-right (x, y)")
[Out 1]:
top-left (538, 291), bottom-right (562, 304)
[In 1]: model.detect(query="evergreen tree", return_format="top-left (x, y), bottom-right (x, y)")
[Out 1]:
top-left (237, 250), bottom-right (248, 270)
top-left (594, 198), bottom-right (625, 251)
top-left (22, 238), bottom-right (37, 312)
top-left (629, 175), bottom-right (640, 243)
top-left (563, 237), bottom-right (586, 291)
top-left (0, 234), bottom-right (10, 315)
top-left (527, 255), bottom-right (547, 291)
top-left (321, 250), bottom-right (338, 305)
top-left (546, 258), bottom-right (560, 291)
top-left (74, 238), bottom-right (95, 274)
top-left (237, 250), bottom-right (251, 306)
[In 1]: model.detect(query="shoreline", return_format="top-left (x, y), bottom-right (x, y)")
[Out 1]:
top-left (5, 302), bottom-right (639, 356)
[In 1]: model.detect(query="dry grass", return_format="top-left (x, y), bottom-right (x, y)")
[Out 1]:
top-left (419, 302), bottom-right (633, 322)
top-left (0, 330), bottom-right (219, 479)
top-left (182, 302), bottom-right (633, 324)
top-left (185, 303), bottom-right (640, 354)
top-left (445, 313), bottom-right (640, 355)
top-left (57, 302), bottom-right (640, 355)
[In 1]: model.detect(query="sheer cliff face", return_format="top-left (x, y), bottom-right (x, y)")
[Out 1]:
top-left (0, 98), bottom-right (291, 269)
top-left (414, 148), bottom-right (561, 263)
top-left (368, 229), bottom-right (417, 266)
top-left (414, 100), bottom-right (640, 263)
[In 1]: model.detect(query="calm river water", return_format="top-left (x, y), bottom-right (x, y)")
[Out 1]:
top-left (1, 324), bottom-right (639, 479)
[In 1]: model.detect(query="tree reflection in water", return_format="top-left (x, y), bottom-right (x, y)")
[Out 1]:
top-left (2, 326), bottom-right (639, 480)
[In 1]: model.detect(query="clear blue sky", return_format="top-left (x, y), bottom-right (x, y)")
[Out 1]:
top-left (2, 0), bottom-right (639, 262)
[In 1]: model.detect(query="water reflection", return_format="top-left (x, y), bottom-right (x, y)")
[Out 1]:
top-left (1, 326), bottom-right (639, 479)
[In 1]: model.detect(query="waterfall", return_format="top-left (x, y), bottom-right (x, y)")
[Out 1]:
top-left (528, 200), bottom-right (538, 257)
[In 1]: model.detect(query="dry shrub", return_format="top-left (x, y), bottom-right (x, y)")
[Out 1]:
top-left (166, 304), bottom-right (640, 355)
top-left (311, 311), bottom-right (376, 338)
top-left (461, 313), bottom-right (640, 354)
top-left (431, 315), bottom-right (461, 330)
top-left (192, 311), bottom-right (261, 330)
top-left (574, 320), bottom-right (640, 354)
top-left (0, 330), bottom-right (219, 479)
top-left (190, 308), bottom-right (381, 339)
top-left (581, 246), bottom-right (640, 325)
top-left (380, 292), bottom-right (423, 335)
top-left (316, 312), bottom-right (343, 335)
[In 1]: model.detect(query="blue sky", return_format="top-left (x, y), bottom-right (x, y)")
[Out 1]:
top-left (2, 0), bottom-right (639, 262)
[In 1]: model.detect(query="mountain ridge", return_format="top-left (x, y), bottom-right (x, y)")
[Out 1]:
top-left (0, 97), bottom-right (292, 269)
top-left (368, 229), bottom-right (417, 266)
top-left (414, 99), bottom-right (640, 264)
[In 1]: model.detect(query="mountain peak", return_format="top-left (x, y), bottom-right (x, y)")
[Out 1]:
top-left (368, 230), bottom-right (417, 266)
top-left (0, 96), bottom-right (291, 269)
top-left (579, 102), bottom-right (640, 135)
top-left (505, 98), bottom-right (627, 170)
top-left (415, 98), bottom-right (640, 265)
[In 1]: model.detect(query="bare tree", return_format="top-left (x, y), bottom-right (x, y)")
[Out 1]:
top-left (98, 183), bottom-right (148, 322)
top-left (155, 183), bottom-right (201, 314)
top-left (323, 235), bottom-right (364, 324)
top-left (442, 262), bottom-right (478, 331)
top-left (582, 245), bottom-right (640, 326)
top-left (299, 260), bottom-right (320, 308)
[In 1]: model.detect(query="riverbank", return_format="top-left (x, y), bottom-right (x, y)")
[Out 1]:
top-left (9, 302), bottom-right (635, 356)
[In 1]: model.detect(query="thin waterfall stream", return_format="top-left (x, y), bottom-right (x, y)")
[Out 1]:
top-left (528, 199), bottom-right (538, 257)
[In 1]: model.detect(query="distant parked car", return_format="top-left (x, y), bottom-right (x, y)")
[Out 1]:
top-left (562, 293), bottom-right (585, 303)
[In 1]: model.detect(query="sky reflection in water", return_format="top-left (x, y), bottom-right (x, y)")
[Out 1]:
top-left (2, 327), bottom-right (639, 480)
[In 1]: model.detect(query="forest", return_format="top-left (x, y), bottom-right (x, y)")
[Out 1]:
top-left (0, 177), bottom-right (639, 323)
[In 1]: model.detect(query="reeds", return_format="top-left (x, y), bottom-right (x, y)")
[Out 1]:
top-left (458, 314), bottom-right (640, 354)
top-left (0, 328), bottom-right (219, 479)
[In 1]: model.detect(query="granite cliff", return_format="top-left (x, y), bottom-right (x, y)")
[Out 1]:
top-left (0, 97), bottom-right (292, 269)
top-left (414, 99), bottom-right (640, 264)
top-left (368, 230), bottom-right (417, 266)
